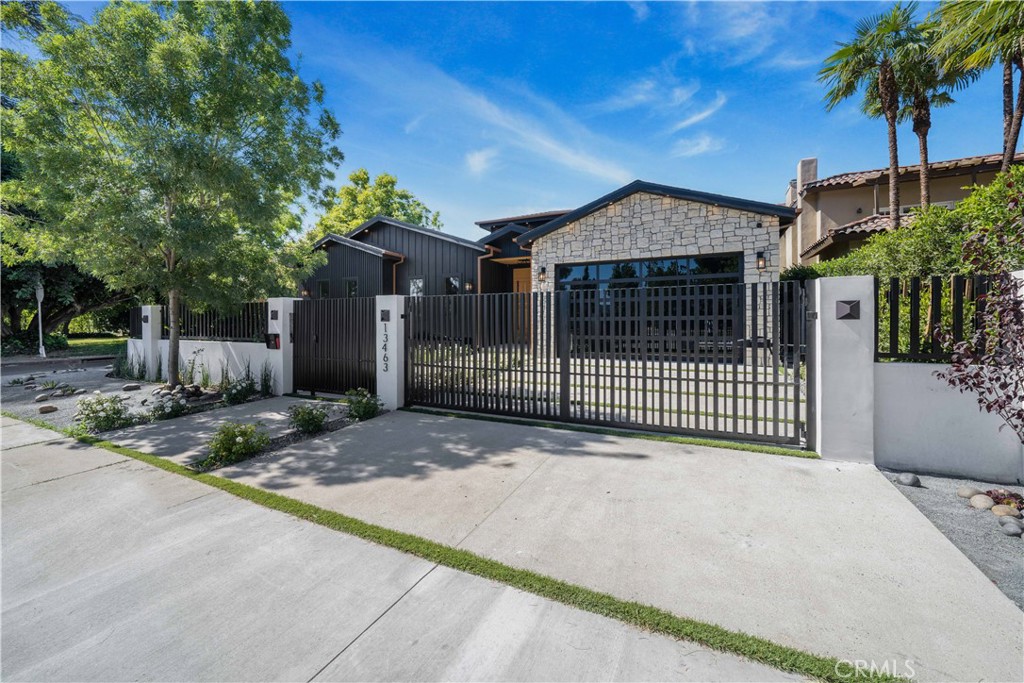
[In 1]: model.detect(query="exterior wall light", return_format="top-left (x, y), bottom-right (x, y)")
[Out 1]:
top-left (300, 287), bottom-right (311, 299)
top-left (538, 266), bottom-right (547, 282)
top-left (756, 252), bottom-right (767, 271)
top-left (464, 280), bottom-right (474, 293)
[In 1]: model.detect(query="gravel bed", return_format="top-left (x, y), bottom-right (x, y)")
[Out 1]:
top-left (884, 470), bottom-right (1023, 610)
top-left (0, 365), bottom-right (162, 431)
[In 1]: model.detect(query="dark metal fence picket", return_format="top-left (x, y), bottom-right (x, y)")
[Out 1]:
top-left (293, 297), bottom-right (377, 394)
top-left (160, 302), bottom-right (268, 342)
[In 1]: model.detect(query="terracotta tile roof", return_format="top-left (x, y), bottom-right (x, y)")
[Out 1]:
top-left (801, 213), bottom-right (915, 259)
top-left (803, 152), bottom-right (1022, 193)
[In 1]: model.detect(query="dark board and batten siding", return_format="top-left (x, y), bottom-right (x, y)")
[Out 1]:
top-left (355, 221), bottom-right (485, 296)
top-left (306, 241), bottom-right (386, 299)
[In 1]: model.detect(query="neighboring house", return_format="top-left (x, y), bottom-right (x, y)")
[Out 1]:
top-left (303, 216), bottom-right (494, 298)
top-left (782, 152), bottom-right (1023, 267)
top-left (515, 180), bottom-right (794, 293)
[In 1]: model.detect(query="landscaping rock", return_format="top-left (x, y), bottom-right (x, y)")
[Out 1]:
top-left (998, 524), bottom-right (1023, 537)
top-left (37, 404), bottom-right (58, 414)
top-left (34, 394), bottom-right (49, 403)
top-left (122, 383), bottom-right (141, 391)
top-left (140, 398), bottom-right (148, 405)
top-left (957, 486), bottom-right (983, 499)
top-left (23, 385), bottom-right (37, 391)
top-left (970, 494), bottom-right (996, 510)
top-left (998, 516), bottom-right (1024, 530)
top-left (76, 389), bottom-right (87, 394)
top-left (159, 390), bottom-right (171, 398)
top-left (896, 473), bottom-right (922, 487)
top-left (992, 505), bottom-right (1022, 518)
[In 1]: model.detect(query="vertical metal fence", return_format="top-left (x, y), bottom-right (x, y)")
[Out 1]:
top-left (128, 307), bottom-right (143, 339)
top-left (875, 275), bottom-right (990, 362)
top-left (161, 302), bottom-right (268, 342)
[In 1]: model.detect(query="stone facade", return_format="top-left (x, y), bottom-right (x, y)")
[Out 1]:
top-left (530, 191), bottom-right (780, 292)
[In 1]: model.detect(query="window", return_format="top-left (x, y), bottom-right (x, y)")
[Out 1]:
top-left (316, 280), bottom-right (330, 298)
top-left (445, 275), bottom-right (461, 295)
top-left (341, 278), bottom-right (358, 298)
top-left (409, 277), bottom-right (424, 297)
top-left (556, 254), bottom-right (742, 291)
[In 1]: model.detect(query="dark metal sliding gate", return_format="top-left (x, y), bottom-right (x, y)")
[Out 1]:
top-left (405, 283), bottom-right (810, 446)
top-left (294, 297), bottom-right (377, 394)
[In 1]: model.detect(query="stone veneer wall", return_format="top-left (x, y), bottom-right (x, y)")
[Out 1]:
top-left (530, 192), bottom-right (780, 292)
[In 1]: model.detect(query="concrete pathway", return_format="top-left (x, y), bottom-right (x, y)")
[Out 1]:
top-left (216, 411), bottom-right (1024, 682)
top-left (0, 419), bottom-right (792, 682)
top-left (104, 396), bottom-right (346, 464)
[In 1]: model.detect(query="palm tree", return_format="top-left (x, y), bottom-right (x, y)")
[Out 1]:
top-left (821, 3), bottom-right (919, 228)
top-left (933, 1), bottom-right (1024, 173)
top-left (866, 19), bottom-right (981, 207)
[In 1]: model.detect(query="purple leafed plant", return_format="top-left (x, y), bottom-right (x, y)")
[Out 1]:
top-left (935, 180), bottom-right (1024, 444)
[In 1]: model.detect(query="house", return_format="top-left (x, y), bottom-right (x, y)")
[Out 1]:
top-left (782, 152), bottom-right (1023, 267)
top-left (514, 180), bottom-right (794, 293)
top-left (306, 181), bottom-right (796, 298)
top-left (304, 216), bottom-right (497, 298)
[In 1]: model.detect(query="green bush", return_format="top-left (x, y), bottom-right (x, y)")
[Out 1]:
top-left (223, 375), bottom-right (258, 405)
top-left (111, 348), bottom-right (146, 380)
top-left (344, 388), bottom-right (383, 421)
top-left (203, 421), bottom-right (270, 468)
top-left (1, 332), bottom-right (69, 356)
top-left (75, 393), bottom-right (135, 432)
top-left (150, 395), bottom-right (189, 420)
top-left (259, 360), bottom-right (275, 397)
top-left (288, 403), bottom-right (329, 434)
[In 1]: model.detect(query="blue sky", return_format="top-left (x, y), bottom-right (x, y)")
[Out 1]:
top-left (63, 1), bottom-right (1005, 240)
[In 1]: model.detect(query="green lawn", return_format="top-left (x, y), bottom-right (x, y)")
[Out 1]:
top-left (58, 336), bottom-right (128, 357)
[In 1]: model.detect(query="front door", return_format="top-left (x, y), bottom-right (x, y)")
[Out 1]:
top-left (512, 267), bottom-right (531, 293)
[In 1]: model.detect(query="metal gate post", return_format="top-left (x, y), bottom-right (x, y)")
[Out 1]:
top-left (557, 290), bottom-right (570, 419)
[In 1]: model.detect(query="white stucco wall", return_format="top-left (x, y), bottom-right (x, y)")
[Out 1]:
top-left (530, 191), bottom-right (780, 292)
top-left (155, 340), bottom-right (281, 394)
top-left (874, 363), bottom-right (1023, 484)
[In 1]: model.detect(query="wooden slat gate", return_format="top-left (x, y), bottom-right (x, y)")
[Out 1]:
top-left (293, 297), bottom-right (377, 394)
top-left (406, 283), bottom-right (810, 447)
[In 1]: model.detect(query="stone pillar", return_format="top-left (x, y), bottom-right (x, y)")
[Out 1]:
top-left (139, 305), bottom-right (163, 382)
top-left (375, 295), bottom-right (406, 411)
top-left (266, 298), bottom-right (298, 395)
top-left (811, 276), bottom-right (875, 463)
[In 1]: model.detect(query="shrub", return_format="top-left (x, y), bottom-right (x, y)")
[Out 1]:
top-left (259, 360), bottom-right (275, 397)
top-left (288, 403), bottom-right (329, 434)
top-left (150, 395), bottom-right (190, 420)
top-left (203, 421), bottom-right (270, 468)
top-left (1, 332), bottom-right (69, 356)
top-left (75, 393), bottom-right (135, 432)
top-left (345, 388), bottom-right (383, 421)
top-left (111, 348), bottom-right (147, 380)
top-left (223, 375), bottom-right (258, 405)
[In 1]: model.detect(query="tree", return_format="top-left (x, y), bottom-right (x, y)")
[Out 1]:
top-left (312, 168), bottom-right (441, 240)
top-left (933, 1), bottom-right (1024, 173)
top-left (2, 1), bottom-right (341, 385)
top-left (821, 3), bottom-right (920, 228)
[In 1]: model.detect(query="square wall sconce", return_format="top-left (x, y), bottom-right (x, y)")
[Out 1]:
top-left (756, 251), bottom-right (767, 271)
top-left (538, 266), bottom-right (547, 282)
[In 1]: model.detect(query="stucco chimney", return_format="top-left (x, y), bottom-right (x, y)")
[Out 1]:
top-left (794, 158), bottom-right (818, 264)
top-left (796, 158), bottom-right (817, 195)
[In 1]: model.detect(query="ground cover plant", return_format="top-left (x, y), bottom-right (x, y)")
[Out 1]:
top-left (200, 422), bottom-right (270, 469)
top-left (344, 388), bottom-right (384, 420)
top-left (74, 393), bottom-right (135, 432)
top-left (288, 404), bottom-right (329, 435)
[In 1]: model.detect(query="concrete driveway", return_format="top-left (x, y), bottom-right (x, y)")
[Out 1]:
top-left (1, 418), bottom-right (792, 682)
top-left (216, 410), bottom-right (1024, 682)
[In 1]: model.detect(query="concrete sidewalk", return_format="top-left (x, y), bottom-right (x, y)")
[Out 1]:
top-left (0, 419), bottom-right (792, 682)
top-left (217, 410), bottom-right (1024, 682)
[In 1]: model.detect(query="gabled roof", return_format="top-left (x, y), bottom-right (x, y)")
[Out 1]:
top-left (312, 233), bottom-right (401, 258)
top-left (803, 152), bottom-right (1022, 193)
top-left (476, 210), bottom-right (570, 230)
top-left (516, 180), bottom-right (796, 246)
top-left (477, 222), bottom-right (527, 246)
top-left (347, 215), bottom-right (487, 253)
top-left (800, 213), bottom-right (912, 259)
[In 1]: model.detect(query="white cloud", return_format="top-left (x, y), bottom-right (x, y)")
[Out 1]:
top-left (671, 133), bottom-right (724, 158)
top-left (590, 74), bottom-right (699, 115)
top-left (465, 147), bottom-right (499, 175)
top-left (628, 1), bottom-right (649, 22)
top-left (673, 2), bottom-right (818, 68)
top-left (404, 114), bottom-right (427, 134)
top-left (669, 91), bottom-right (727, 132)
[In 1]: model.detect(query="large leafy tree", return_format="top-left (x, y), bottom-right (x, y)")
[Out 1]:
top-left (821, 3), bottom-right (920, 228)
top-left (2, 1), bottom-right (342, 384)
top-left (934, 1), bottom-right (1024, 173)
top-left (312, 168), bottom-right (441, 240)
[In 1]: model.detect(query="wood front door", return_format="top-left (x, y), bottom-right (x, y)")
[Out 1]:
top-left (512, 267), bottom-right (531, 293)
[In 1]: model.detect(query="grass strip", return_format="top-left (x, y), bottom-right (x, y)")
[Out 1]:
top-left (402, 407), bottom-right (818, 459)
top-left (4, 412), bottom-right (892, 681)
